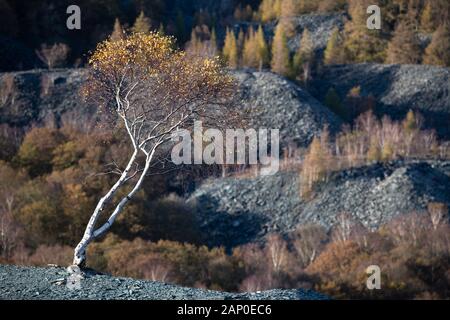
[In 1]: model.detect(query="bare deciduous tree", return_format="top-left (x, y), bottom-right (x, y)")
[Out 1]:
top-left (265, 234), bottom-right (288, 273)
top-left (0, 163), bottom-right (25, 260)
top-left (332, 212), bottom-right (354, 243)
top-left (36, 43), bottom-right (70, 69)
top-left (73, 32), bottom-right (237, 267)
top-left (388, 213), bottom-right (429, 246)
top-left (292, 225), bottom-right (328, 267)
top-left (135, 255), bottom-right (172, 282)
top-left (428, 202), bottom-right (448, 230)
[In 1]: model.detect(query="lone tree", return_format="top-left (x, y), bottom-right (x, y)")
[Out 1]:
top-left (73, 32), bottom-right (236, 267)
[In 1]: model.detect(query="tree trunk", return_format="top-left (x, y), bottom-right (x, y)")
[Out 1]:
top-left (72, 149), bottom-right (140, 267)
top-left (72, 146), bottom-right (157, 267)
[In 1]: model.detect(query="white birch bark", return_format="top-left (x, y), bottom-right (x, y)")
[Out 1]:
top-left (72, 148), bottom-right (139, 266)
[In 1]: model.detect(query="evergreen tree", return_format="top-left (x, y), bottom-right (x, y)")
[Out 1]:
top-left (189, 28), bottom-right (200, 52)
top-left (403, 110), bottom-right (420, 133)
top-left (223, 28), bottom-right (239, 69)
top-left (234, 4), bottom-right (244, 21)
top-left (280, 0), bottom-right (298, 37)
top-left (318, 0), bottom-right (346, 13)
top-left (259, 0), bottom-right (276, 22)
top-left (386, 20), bottom-right (422, 64)
top-left (210, 28), bottom-right (218, 53)
top-left (111, 18), bottom-right (125, 41)
top-left (242, 26), bottom-right (270, 70)
top-left (293, 28), bottom-right (314, 83)
top-left (423, 24), bottom-right (450, 67)
top-left (186, 25), bottom-right (218, 58)
top-left (343, 0), bottom-right (387, 63)
top-left (132, 11), bottom-right (151, 34)
top-left (259, 0), bottom-right (271, 22)
top-left (300, 128), bottom-right (332, 198)
top-left (237, 27), bottom-right (245, 62)
top-left (274, 0), bottom-right (282, 18)
top-left (420, 1), bottom-right (436, 32)
top-left (324, 27), bottom-right (345, 65)
top-left (256, 25), bottom-right (270, 69)
top-left (243, 27), bottom-right (259, 68)
top-left (271, 23), bottom-right (291, 77)
top-left (298, 0), bottom-right (318, 13)
top-left (158, 23), bottom-right (165, 36)
top-left (367, 138), bottom-right (381, 162)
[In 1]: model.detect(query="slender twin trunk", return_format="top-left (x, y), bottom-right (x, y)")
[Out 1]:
top-left (72, 148), bottom-right (155, 267)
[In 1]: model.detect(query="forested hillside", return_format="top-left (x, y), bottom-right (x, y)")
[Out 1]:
top-left (1, 0), bottom-right (450, 300)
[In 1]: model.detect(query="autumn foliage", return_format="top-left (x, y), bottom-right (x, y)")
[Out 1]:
top-left (300, 110), bottom-right (447, 196)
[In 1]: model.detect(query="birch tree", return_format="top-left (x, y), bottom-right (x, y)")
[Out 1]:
top-left (73, 32), bottom-right (236, 267)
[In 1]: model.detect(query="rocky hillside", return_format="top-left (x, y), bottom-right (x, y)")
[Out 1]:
top-left (311, 63), bottom-right (450, 138)
top-left (0, 265), bottom-right (328, 300)
top-left (0, 69), bottom-right (92, 129)
top-left (233, 13), bottom-right (346, 54)
top-left (188, 161), bottom-right (450, 248)
top-left (0, 68), bottom-right (341, 148)
top-left (233, 70), bottom-right (342, 147)
top-left (266, 13), bottom-right (346, 53)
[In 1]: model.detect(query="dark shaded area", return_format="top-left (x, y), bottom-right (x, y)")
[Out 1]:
top-left (0, 0), bottom-right (254, 71)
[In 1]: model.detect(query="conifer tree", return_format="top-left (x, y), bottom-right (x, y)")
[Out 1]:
top-left (243, 27), bottom-right (259, 68)
top-left (132, 10), bottom-right (151, 34)
top-left (234, 4), bottom-right (244, 21)
top-left (158, 23), bottom-right (165, 36)
top-left (423, 24), bottom-right (450, 67)
top-left (210, 27), bottom-right (218, 55)
top-left (189, 28), bottom-right (200, 53)
top-left (420, 1), bottom-right (436, 32)
top-left (293, 28), bottom-right (314, 83)
top-left (256, 25), bottom-right (270, 69)
top-left (386, 20), bottom-right (422, 64)
top-left (343, 0), bottom-right (387, 63)
top-left (280, 0), bottom-right (298, 37)
top-left (259, 0), bottom-right (271, 22)
top-left (223, 28), bottom-right (239, 68)
top-left (260, 0), bottom-right (276, 22)
top-left (403, 110), bottom-right (420, 133)
top-left (274, 0), bottom-right (282, 18)
top-left (300, 128), bottom-right (332, 198)
top-left (367, 139), bottom-right (381, 162)
top-left (324, 27), bottom-right (345, 65)
top-left (271, 23), bottom-right (291, 77)
top-left (186, 25), bottom-right (218, 58)
top-left (111, 18), bottom-right (125, 41)
top-left (298, 0), bottom-right (318, 13)
top-left (237, 27), bottom-right (245, 58)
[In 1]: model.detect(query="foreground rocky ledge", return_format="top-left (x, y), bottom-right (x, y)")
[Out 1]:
top-left (0, 265), bottom-right (328, 300)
